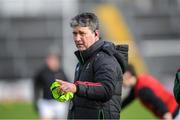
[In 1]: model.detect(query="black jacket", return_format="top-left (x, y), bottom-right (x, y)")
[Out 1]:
top-left (68, 40), bottom-right (128, 119)
top-left (174, 69), bottom-right (180, 104)
top-left (34, 65), bottom-right (68, 101)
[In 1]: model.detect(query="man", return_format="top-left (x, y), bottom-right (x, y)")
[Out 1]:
top-left (33, 53), bottom-right (69, 119)
top-left (56, 12), bottom-right (128, 119)
top-left (122, 64), bottom-right (180, 120)
top-left (174, 69), bottom-right (180, 104)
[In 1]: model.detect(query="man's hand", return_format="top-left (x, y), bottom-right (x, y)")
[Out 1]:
top-left (56, 79), bottom-right (77, 93)
top-left (163, 112), bottom-right (172, 120)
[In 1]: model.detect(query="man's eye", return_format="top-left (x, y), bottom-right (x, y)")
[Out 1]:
top-left (73, 32), bottom-right (77, 36)
top-left (80, 33), bottom-right (86, 36)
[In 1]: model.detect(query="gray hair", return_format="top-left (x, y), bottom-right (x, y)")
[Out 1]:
top-left (70, 12), bottom-right (99, 32)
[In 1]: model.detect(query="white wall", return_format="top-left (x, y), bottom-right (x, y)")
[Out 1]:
top-left (0, 79), bottom-right (33, 102)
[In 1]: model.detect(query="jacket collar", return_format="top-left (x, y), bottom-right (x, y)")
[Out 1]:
top-left (74, 40), bottom-right (104, 64)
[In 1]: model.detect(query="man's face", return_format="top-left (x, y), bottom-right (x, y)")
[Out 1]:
top-left (72, 26), bottom-right (99, 51)
top-left (123, 72), bottom-right (135, 87)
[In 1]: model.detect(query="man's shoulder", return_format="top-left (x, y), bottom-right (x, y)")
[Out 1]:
top-left (92, 50), bottom-right (119, 68)
top-left (94, 50), bottom-right (116, 61)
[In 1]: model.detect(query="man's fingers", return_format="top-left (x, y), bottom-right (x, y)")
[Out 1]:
top-left (55, 79), bottom-right (67, 91)
top-left (56, 79), bottom-right (65, 84)
top-left (55, 79), bottom-right (73, 92)
top-left (61, 85), bottom-right (66, 90)
top-left (56, 79), bottom-right (63, 82)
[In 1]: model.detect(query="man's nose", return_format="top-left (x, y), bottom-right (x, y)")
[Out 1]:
top-left (74, 34), bottom-right (81, 42)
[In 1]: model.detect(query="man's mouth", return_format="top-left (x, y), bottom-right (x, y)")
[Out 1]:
top-left (77, 44), bottom-right (83, 47)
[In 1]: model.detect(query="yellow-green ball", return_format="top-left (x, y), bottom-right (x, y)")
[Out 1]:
top-left (50, 81), bottom-right (74, 102)
top-left (50, 81), bottom-right (61, 99)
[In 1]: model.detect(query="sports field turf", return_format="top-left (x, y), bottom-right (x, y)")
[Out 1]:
top-left (0, 100), bottom-right (156, 119)
top-left (121, 100), bottom-right (156, 119)
top-left (0, 102), bottom-right (38, 119)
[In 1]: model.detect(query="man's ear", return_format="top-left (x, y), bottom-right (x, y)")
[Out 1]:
top-left (94, 30), bottom-right (99, 37)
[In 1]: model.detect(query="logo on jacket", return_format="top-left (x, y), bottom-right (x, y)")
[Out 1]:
top-left (76, 65), bottom-right (80, 72)
top-left (85, 63), bottom-right (90, 70)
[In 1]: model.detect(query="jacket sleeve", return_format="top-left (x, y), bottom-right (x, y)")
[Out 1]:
top-left (33, 72), bottom-right (42, 111)
top-left (173, 70), bottom-right (180, 104)
top-left (121, 88), bottom-right (135, 109)
top-left (138, 87), bottom-right (169, 116)
top-left (33, 74), bottom-right (41, 102)
top-left (75, 54), bottom-right (122, 102)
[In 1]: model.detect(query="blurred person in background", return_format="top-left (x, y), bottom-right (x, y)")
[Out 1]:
top-left (174, 69), bottom-right (180, 104)
top-left (121, 64), bottom-right (180, 120)
top-left (33, 52), bottom-right (69, 120)
top-left (56, 12), bottom-right (128, 119)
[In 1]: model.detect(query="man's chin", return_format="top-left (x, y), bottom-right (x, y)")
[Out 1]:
top-left (77, 48), bottom-right (86, 51)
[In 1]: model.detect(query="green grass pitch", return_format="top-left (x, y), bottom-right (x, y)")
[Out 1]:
top-left (0, 100), bottom-right (156, 119)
